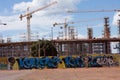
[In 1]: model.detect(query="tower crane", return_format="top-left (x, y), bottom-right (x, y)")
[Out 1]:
top-left (53, 18), bottom-right (73, 40)
top-left (67, 9), bottom-right (120, 13)
top-left (53, 18), bottom-right (103, 40)
top-left (67, 9), bottom-right (120, 38)
top-left (20, 1), bottom-right (57, 41)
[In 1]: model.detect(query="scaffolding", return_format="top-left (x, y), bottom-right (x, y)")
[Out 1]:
top-left (87, 28), bottom-right (93, 39)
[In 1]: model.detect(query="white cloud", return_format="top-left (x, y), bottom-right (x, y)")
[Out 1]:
top-left (13, 2), bottom-right (32, 13)
top-left (0, 0), bottom-right (83, 41)
top-left (112, 12), bottom-right (120, 26)
top-left (11, 0), bottom-right (82, 31)
top-left (13, 0), bottom-right (81, 14)
top-left (0, 15), bottom-right (26, 31)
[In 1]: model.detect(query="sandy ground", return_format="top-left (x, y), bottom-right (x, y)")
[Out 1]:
top-left (0, 67), bottom-right (120, 80)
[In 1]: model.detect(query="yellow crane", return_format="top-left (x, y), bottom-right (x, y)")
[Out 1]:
top-left (20, 1), bottom-right (57, 41)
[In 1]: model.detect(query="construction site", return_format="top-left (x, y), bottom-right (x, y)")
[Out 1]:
top-left (1, 1), bottom-right (120, 80)
top-left (0, 1), bottom-right (120, 57)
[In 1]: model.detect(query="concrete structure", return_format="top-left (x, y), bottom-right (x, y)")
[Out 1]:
top-left (0, 42), bottom-right (32, 57)
top-left (54, 38), bottom-right (120, 56)
top-left (0, 38), bottom-right (120, 57)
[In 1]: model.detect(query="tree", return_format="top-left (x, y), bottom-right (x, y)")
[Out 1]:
top-left (31, 40), bottom-right (58, 57)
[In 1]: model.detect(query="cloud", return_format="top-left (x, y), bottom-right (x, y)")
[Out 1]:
top-left (0, 0), bottom-right (83, 41)
top-left (13, 1), bottom-right (32, 13)
top-left (112, 12), bottom-right (120, 26)
top-left (11, 0), bottom-right (82, 32)
top-left (0, 15), bottom-right (26, 31)
top-left (13, 0), bottom-right (81, 15)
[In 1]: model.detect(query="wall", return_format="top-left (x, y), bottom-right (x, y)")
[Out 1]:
top-left (14, 55), bottom-right (119, 69)
top-left (0, 54), bottom-right (119, 70)
top-left (0, 57), bottom-right (8, 70)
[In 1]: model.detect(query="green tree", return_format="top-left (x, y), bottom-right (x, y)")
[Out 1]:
top-left (31, 40), bottom-right (58, 57)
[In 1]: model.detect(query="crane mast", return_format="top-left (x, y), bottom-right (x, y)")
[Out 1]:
top-left (20, 1), bottom-right (57, 41)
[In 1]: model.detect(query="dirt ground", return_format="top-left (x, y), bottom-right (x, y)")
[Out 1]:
top-left (0, 67), bottom-right (120, 80)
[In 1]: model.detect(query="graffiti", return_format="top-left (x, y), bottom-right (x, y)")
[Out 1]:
top-left (62, 56), bottom-right (117, 68)
top-left (17, 56), bottom-right (62, 69)
top-left (62, 56), bottom-right (84, 68)
top-left (16, 56), bottom-right (118, 69)
top-left (95, 56), bottom-right (116, 67)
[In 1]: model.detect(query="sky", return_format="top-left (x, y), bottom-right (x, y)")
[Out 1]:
top-left (0, 0), bottom-right (120, 42)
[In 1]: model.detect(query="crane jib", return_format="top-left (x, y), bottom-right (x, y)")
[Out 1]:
top-left (67, 9), bottom-right (120, 13)
top-left (20, 1), bottom-right (57, 19)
